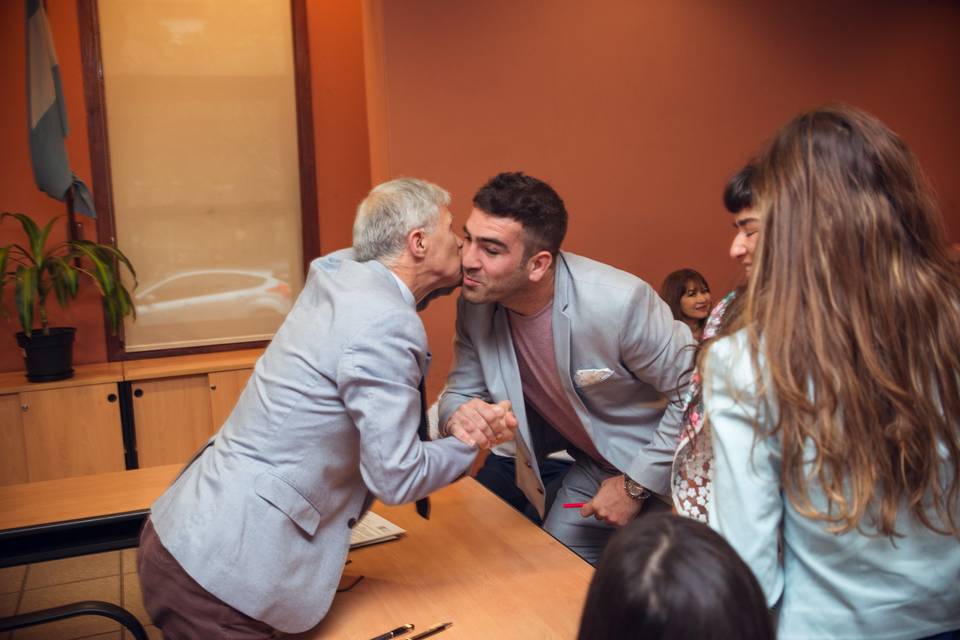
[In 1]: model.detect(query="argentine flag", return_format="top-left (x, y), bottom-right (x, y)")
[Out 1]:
top-left (26, 0), bottom-right (96, 218)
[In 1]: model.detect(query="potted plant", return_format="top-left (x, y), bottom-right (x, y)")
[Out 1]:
top-left (0, 212), bottom-right (137, 381)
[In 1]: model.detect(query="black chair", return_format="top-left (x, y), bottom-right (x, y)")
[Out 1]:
top-left (0, 600), bottom-right (148, 639)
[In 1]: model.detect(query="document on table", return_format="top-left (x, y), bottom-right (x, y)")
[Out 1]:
top-left (349, 511), bottom-right (406, 549)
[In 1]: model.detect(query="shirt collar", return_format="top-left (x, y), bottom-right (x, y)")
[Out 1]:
top-left (387, 268), bottom-right (416, 308)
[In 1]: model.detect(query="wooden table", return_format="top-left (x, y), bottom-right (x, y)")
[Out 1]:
top-left (0, 464), bottom-right (181, 567)
top-left (298, 479), bottom-right (593, 640)
top-left (0, 467), bottom-right (594, 638)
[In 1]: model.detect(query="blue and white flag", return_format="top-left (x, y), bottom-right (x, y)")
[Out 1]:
top-left (26, 0), bottom-right (96, 218)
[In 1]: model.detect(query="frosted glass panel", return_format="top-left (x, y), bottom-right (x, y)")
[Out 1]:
top-left (98, 0), bottom-right (303, 351)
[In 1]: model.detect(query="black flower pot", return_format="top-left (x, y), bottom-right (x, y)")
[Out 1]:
top-left (15, 327), bottom-right (77, 382)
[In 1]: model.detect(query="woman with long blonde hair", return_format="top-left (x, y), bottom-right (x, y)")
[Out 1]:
top-left (704, 106), bottom-right (960, 639)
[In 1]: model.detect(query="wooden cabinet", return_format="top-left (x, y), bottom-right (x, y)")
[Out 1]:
top-left (21, 383), bottom-right (125, 481)
top-left (0, 364), bottom-right (125, 485)
top-left (0, 350), bottom-right (261, 481)
top-left (129, 367), bottom-right (254, 468)
top-left (130, 375), bottom-right (214, 468)
top-left (123, 349), bottom-right (260, 468)
top-left (209, 368), bottom-right (254, 429)
top-left (0, 394), bottom-right (28, 486)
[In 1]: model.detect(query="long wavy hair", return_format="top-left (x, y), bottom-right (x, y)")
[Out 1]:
top-left (735, 105), bottom-right (960, 536)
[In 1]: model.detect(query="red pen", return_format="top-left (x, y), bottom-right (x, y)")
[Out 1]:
top-left (562, 502), bottom-right (585, 509)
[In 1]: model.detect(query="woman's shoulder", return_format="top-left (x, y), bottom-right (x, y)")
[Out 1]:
top-left (702, 329), bottom-right (762, 396)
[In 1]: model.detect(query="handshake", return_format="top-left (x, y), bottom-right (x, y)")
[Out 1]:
top-left (441, 398), bottom-right (519, 449)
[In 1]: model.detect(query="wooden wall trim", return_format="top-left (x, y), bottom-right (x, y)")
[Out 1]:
top-left (76, 0), bottom-right (125, 362)
top-left (291, 0), bottom-right (321, 271)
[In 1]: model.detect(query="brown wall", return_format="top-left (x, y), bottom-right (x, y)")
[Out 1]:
top-left (0, 0), bottom-right (371, 373)
top-left (364, 0), bottom-right (960, 400)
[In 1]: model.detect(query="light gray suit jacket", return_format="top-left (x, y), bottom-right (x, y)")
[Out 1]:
top-left (150, 250), bottom-right (476, 633)
top-left (439, 252), bottom-right (694, 516)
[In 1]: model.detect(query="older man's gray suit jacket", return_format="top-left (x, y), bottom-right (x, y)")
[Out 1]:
top-left (150, 251), bottom-right (476, 633)
top-left (439, 252), bottom-right (693, 516)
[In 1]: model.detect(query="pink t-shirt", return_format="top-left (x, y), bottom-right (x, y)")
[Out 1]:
top-left (508, 301), bottom-right (610, 467)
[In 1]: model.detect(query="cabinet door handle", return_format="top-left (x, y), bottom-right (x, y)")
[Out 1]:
top-left (107, 393), bottom-right (118, 403)
top-left (210, 385), bottom-right (217, 391)
top-left (21, 404), bottom-right (28, 412)
top-left (133, 388), bottom-right (144, 398)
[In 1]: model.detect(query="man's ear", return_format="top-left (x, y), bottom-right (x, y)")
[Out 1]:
top-left (526, 250), bottom-right (554, 283)
top-left (407, 228), bottom-right (428, 259)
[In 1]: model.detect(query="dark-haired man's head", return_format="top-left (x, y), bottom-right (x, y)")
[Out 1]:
top-left (472, 172), bottom-right (568, 258)
top-left (461, 172), bottom-right (567, 312)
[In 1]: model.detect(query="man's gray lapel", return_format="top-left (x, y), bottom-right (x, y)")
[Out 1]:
top-left (552, 256), bottom-right (596, 440)
top-left (493, 305), bottom-right (546, 516)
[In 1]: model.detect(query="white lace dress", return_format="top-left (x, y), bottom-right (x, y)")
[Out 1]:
top-left (671, 291), bottom-right (737, 523)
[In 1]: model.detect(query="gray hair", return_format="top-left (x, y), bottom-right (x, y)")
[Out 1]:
top-left (352, 177), bottom-right (451, 263)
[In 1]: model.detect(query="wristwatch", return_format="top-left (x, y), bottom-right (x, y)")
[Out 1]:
top-left (623, 475), bottom-right (650, 502)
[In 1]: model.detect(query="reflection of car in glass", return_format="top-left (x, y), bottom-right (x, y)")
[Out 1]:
top-left (134, 269), bottom-right (293, 326)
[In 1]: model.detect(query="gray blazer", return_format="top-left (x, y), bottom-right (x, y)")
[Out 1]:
top-left (150, 251), bottom-right (476, 633)
top-left (439, 252), bottom-right (693, 515)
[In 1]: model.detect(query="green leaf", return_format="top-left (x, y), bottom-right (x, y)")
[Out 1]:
top-left (45, 258), bottom-right (79, 309)
top-left (48, 256), bottom-right (79, 296)
top-left (38, 216), bottom-right (60, 262)
top-left (14, 265), bottom-right (39, 335)
top-left (118, 284), bottom-right (136, 320)
top-left (102, 292), bottom-right (119, 334)
top-left (69, 241), bottom-right (114, 294)
top-left (2, 213), bottom-right (44, 262)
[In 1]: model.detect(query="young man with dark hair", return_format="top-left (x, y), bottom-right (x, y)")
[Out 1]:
top-left (439, 171), bottom-right (694, 564)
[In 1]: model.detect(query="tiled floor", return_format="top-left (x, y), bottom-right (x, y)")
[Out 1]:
top-left (0, 549), bottom-right (161, 640)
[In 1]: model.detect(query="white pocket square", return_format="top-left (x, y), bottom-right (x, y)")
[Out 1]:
top-left (574, 368), bottom-right (614, 387)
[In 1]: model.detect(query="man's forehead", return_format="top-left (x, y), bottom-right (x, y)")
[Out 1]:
top-left (465, 208), bottom-right (524, 240)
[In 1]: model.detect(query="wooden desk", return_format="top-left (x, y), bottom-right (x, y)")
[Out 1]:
top-left (300, 479), bottom-right (593, 640)
top-left (0, 465), bottom-right (180, 567)
top-left (0, 468), bottom-right (593, 638)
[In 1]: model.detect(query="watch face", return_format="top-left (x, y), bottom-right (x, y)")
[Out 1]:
top-left (625, 477), bottom-right (645, 499)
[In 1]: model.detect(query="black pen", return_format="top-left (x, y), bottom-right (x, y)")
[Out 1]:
top-left (406, 622), bottom-right (453, 640)
top-left (369, 623), bottom-right (414, 640)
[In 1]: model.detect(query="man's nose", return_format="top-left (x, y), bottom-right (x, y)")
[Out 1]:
top-left (461, 241), bottom-right (479, 268)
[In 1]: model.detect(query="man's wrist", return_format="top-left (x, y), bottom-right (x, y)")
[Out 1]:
top-left (623, 475), bottom-right (650, 502)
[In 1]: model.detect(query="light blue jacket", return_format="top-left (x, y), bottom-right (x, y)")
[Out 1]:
top-left (440, 252), bottom-right (694, 515)
top-left (150, 251), bottom-right (476, 633)
top-left (705, 331), bottom-right (960, 639)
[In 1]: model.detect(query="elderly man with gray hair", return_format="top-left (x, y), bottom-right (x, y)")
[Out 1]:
top-left (138, 178), bottom-right (512, 638)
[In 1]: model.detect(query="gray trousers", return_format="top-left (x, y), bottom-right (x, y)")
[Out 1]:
top-left (542, 456), bottom-right (669, 566)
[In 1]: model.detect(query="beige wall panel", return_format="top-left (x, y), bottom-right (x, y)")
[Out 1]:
top-left (0, 394), bottom-right (28, 485)
top-left (98, 0), bottom-right (303, 352)
top-left (132, 376), bottom-right (213, 468)
top-left (20, 384), bottom-right (125, 481)
top-left (208, 368), bottom-right (253, 432)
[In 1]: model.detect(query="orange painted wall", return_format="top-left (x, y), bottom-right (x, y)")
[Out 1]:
top-left (0, 0), bottom-right (105, 372)
top-left (0, 0), bottom-right (371, 373)
top-left (364, 0), bottom-right (960, 400)
top-left (307, 0), bottom-right (372, 255)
